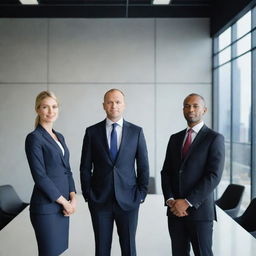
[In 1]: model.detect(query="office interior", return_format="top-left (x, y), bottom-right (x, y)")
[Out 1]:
top-left (1, 0), bottom-right (256, 255)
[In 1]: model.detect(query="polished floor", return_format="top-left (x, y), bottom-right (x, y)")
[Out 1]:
top-left (1, 194), bottom-right (256, 256)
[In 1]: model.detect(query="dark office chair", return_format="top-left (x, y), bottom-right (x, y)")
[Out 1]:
top-left (0, 185), bottom-right (29, 230)
top-left (148, 177), bottom-right (156, 194)
top-left (215, 184), bottom-right (245, 218)
top-left (234, 198), bottom-right (256, 237)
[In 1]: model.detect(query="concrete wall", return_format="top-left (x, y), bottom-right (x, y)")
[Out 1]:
top-left (0, 18), bottom-right (211, 201)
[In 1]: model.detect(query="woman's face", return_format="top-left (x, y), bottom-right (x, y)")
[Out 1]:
top-left (37, 97), bottom-right (59, 125)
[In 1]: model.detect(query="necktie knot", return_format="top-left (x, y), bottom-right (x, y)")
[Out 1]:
top-left (187, 128), bottom-right (193, 135)
top-left (112, 123), bottom-right (118, 130)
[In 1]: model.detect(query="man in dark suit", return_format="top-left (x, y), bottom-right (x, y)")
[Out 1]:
top-left (80, 88), bottom-right (149, 256)
top-left (161, 93), bottom-right (225, 256)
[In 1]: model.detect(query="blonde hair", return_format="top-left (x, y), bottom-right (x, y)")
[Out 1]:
top-left (34, 91), bottom-right (59, 128)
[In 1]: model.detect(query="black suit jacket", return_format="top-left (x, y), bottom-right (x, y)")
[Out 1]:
top-left (25, 125), bottom-right (76, 214)
top-left (80, 119), bottom-right (149, 211)
top-left (161, 125), bottom-right (225, 221)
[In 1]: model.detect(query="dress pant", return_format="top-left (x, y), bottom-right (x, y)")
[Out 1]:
top-left (168, 217), bottom-right (213, 256)
top-left (88, 199), bottom-right (139, 256)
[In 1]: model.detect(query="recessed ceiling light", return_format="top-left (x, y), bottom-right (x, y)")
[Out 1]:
top-left (19, 0), bottom-right (38, 4)
top-left (153, 0), bottom-right (171, 5)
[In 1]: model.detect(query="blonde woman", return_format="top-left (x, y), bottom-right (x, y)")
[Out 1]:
top-left (25, 91), bottom-right (76, 256)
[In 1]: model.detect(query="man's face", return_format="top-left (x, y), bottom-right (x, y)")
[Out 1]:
top-left (183, 95), bottom-right (207, 127)
top-left (103, 90), bottom-right (125, 122)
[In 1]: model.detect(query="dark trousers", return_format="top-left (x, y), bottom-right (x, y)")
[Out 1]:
top-left (168, 218), bottom-right (213, 256)
top-left (88, 199), bottom-right (139, 256)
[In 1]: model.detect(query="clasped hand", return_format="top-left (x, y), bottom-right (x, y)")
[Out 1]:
top-left (62, 198), bottom-right (76, 217)
top-left (167, 199), bottom-right (189, 217)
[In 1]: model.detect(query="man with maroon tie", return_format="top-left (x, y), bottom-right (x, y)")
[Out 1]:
top-left (161, 93), bottom-right (225, 256)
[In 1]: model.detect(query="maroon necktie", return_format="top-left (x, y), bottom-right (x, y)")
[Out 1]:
top-left (182, 129), bottom-right (193, 158)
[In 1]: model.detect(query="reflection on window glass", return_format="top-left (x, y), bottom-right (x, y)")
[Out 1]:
top-left (236, 11), bottom-right (251, 39)
top-left (219, 47), bottom-right (231, 65)
top-left (232, 53), bottom-right (251, 211)
top-left (218, 27), bottom-right (231, 51)
top-left (217, 64), bottom-right (231, 196)
top-left (218, 64), bottom-right (231, 140)
top-left (235, 33), bottom-right (251, 56)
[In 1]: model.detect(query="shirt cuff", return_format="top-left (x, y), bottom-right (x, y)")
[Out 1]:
top-left (185, 198), bottom-right (192, 207)
top-left (166, 198), bottom-right (174, 205)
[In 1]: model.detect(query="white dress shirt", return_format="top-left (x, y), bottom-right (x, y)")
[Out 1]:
top-left (182, 121), bottom-right (205, 146)
top-left (55, 140), bottom-right (65, 156)
top-left (106, 118), bottom-right (123, 150)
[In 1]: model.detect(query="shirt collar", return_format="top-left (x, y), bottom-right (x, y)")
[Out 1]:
top-left (187, 121), bottom-right (204, 134)
top-left (106, 117), bottom-right (123, 127)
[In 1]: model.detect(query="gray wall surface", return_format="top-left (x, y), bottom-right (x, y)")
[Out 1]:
top-left (0, 18), bottom-right (211, 201)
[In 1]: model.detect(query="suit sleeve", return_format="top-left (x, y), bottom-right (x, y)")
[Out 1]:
top-left (67, 166), bottom-right (76, 194)
top-left (80, 128), bottom-right (93, 201)
top-left (161, 135), bottom-right (174, 205)
top-left (186, 133), bottom-right (225, 209)
top-left (136, 128), bottom-right (149, 201)
top-left (25, 133), bottom-right (62, 202)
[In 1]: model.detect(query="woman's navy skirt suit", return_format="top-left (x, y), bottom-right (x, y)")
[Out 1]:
top-left (25, 125), bottom-right (76, 256)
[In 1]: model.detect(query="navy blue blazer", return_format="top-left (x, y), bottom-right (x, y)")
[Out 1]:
top-left (25, 125), bottom-right (76, 214)
top-left (80, 119), bottom-right (149, 211)
top-left (161, 125), bottom-right (225, 221)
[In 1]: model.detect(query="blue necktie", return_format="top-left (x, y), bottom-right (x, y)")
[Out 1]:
top-left (110, 123), bottom-right (118, 161)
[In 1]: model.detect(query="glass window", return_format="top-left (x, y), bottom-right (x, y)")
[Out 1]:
top-left (217, 64), bottom-right (231, 196)
top-left (218, 27), bottom-right (231, 51)
top-left (236, 11), bottom-right (251, 39)
top-left (234, 33), bottom-right (251, 56)
top-left (214, 7), bottom-right (255, 205)
top-left (232, 53), bottom-right (251, 211)
top-left (252, 7), bottom-right (256, 28)
top-left (218, 47), bottom-right (231, 65)
top-left (218, 63), bottom-right (231, 140)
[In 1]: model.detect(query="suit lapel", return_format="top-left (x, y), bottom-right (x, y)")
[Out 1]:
top-left (98, 120), bottom-right (113, 162)
top-left (172, 129), bottom-right (187, 166)
top-left (177, 129), bottom-right (186, 157)
top-left (182, 125), bottom-right (209, 162)
top-left (37, 125), bottom-right (68, 167)
top-left (54, 132), bottom-right (70, 168)
top-left (101, 119), bottom-right (129, 164)
top-left (115, 120), bottom-right (128, 164)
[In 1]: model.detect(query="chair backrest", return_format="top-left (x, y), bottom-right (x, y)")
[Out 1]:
top-left (215, 184), bottom-right (245, 210)
top-left (0, 185), bottom-right (26, 215)
top-left (0, 209), bottom-right (14, 230)
top-left (238, 198), bottom-right (256, 232)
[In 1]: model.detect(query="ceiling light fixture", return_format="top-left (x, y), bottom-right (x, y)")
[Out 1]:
top-left (19, 0), bottom-right (38, 4)
top-left (153, 0), bottom-right (171, 5)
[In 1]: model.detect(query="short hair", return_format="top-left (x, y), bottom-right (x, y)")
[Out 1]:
top-left (103, 88), bottom-right (125, 102)
top-left (183, 93), bottom-right (206, 107)
top-left (34, 91), bottom-right (59, 128)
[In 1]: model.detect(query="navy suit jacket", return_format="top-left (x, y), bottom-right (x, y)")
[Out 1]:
top-left (161, 125), bottom-right (225, 221)
top-left (25, 125), bottom-right (76, 214)
top-left (80, 119), bottom-right (149, 211)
